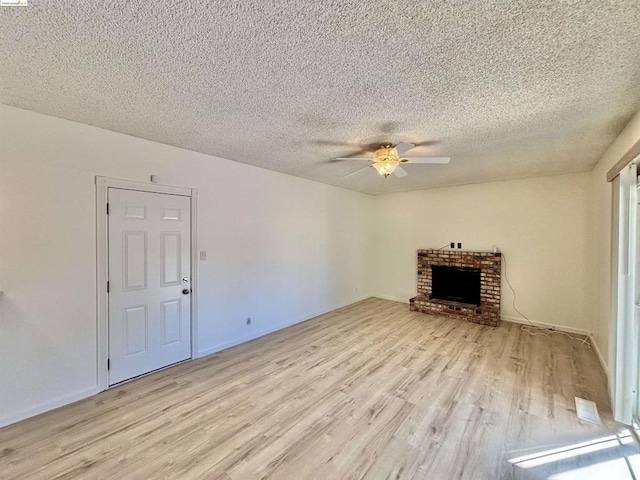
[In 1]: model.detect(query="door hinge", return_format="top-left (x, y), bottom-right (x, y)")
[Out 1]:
top-left (106, 203), bottom-right (110, 215)
top-left (107, 281), bottom-right (110, 293)
top-left (107, 358), bottom-right (110, 370)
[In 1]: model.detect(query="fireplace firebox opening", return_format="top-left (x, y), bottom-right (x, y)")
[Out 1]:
top-left (431, 265), bottom-right (481, 306)
top-left (410, 249), bottom-right (502, 326)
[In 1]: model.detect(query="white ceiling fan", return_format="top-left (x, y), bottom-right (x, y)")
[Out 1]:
top-left (336, 142), bottom-right (450, 178)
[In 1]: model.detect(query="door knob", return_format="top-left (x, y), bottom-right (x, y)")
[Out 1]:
top-left (182, 288), bottom-right (190, 295)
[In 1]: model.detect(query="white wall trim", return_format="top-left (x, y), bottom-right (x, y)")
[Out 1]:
top-left (189, 189), bottom-right (199, 360)
top-left (590, 334), bottom-right (610, 379)
top-left (371, 302), bottom-right (611, 381)
top-left (503, 316), bottom-right (610, 379)
top-left (374, 294), bottom-right (410, 304)
top-left (501, 315), bottom-right (591, 336)
top-left (96, 176), bottom-right (192, 196)
top-left (502, 316), bottom-right (613, 386)
top-left (95, 176), bottom-right (198, 391)
top-left (197, 295), bottom-right (371, 358)
top-left (96, 178), bottom-right (109, 392)
top-left (0, 386), bottom-right (100, 429)
top-left (373, 300), bottom-right (595, 338)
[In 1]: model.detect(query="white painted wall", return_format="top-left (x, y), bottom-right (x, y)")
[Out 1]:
top-left (586, 108), bottom-right (640, 378)
top-left (2, 101), bottom-right (636, 428)
top-left (0, 105), bottom-right (375, 426)
top-left (372, 173), bottom-right (591, 332)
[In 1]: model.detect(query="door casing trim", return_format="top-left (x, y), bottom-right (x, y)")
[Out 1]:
top-left (95, 176), bottom-right (199, 391)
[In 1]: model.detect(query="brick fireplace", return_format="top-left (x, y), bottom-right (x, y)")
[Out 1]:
top-left (409, 249), bottom-right (502, 326)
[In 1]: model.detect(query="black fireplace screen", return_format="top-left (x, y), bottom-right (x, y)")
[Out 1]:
top-left (431, 265), bottom-right (481, 306)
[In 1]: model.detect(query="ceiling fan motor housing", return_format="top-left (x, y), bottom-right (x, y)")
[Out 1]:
top-left (373, 146), bottom-right (399, 163)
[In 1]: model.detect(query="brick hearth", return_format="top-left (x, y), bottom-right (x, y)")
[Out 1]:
top-left (410, 249), bottom-right (502, 326)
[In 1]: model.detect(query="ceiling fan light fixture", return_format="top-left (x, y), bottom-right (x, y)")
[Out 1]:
top-left (372, 160), bottom-right (400, 177)
top-left (333, 142), bottom-right (449, 179)
top-left (371, 146), bottom-right (401, 177)
top-left (373, 146), bottom-right (398, 163)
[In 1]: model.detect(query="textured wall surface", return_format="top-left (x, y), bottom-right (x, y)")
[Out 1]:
top-left (1, 1), bottom-right (639, 194)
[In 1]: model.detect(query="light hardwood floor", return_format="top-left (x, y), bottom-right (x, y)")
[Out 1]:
top-left (1, 298), bottom-right (636, 479)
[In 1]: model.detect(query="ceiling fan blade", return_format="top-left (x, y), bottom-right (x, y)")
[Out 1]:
top-left (344, 166), bottom-right (371, 177)
top-left (335, 157), bottom-right (372, 161)
top-left (393, 166), bottom-right (408, 177)
top-left (404, 157), bottom-right (451, 164)
top-left (395, 142), bottom-right (415, 156)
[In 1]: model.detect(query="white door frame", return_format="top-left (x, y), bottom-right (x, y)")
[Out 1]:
top-left (612, 163), bottom-right (638, 424)
top-left (95, 176), bottom-right (199, 391)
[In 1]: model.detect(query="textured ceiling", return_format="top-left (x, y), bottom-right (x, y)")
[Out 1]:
top-left (1, 1), bottom-right (640, 194)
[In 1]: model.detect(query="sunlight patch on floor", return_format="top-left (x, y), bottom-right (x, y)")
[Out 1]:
top-left (507, 431), bottom-right (639, 479)
top-left (548, 456), bottom-right (639, 479)
top-left (509, 435), bottom-right (620, 469)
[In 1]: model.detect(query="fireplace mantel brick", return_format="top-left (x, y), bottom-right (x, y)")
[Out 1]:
top-left (410, 249), bottom-right (502, 326)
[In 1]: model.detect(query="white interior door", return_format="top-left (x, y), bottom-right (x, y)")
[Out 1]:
top-left (108, 188), bottom-right (191, 385)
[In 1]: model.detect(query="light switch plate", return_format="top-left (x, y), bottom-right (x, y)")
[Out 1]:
top-left (199, 251), bottom-right (206, 261)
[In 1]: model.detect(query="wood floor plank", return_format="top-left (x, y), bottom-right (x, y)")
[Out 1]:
top-left (0, 298), bottom-right (633, 479)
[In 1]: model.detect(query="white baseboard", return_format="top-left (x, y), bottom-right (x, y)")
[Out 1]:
top-left (374, 304), bottom-right (595, 341)
top-left (2, 296), bottom-right (374, 428)
top-left (589, 334), bottom-right (609, 379)
top-left (0, 386), bottom-right (101, 429)
top-left (374, 294), bottom-right (410, 304)
top-left (503, 315), bottom-right (610, 380)
top-left (197, 294), bottom-right (372, 358)
top-left (501, 315), bottom-right (591, 336)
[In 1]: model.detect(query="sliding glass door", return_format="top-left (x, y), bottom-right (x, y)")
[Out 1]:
top-left (612, 161), bottom-right (638, 425)
top-left (635, 173), bottom-right (640, 423)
